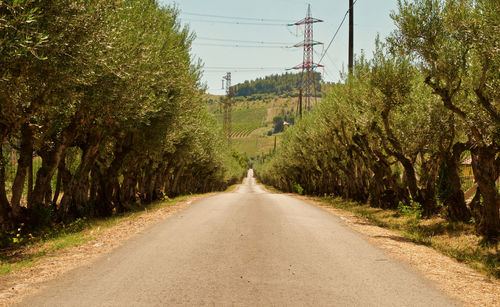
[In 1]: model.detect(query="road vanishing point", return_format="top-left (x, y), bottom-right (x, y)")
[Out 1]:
top-left (20, 170), bottom-right (457, 306)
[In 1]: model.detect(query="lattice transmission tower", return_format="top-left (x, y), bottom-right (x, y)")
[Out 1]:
top-left (288, 4), bottom-right (323, 114)
top-left (222, 72), bottom-right (232, 143)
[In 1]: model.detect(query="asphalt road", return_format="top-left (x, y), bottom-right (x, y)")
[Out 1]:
top-left (20, 170), bottom-right (457, 306)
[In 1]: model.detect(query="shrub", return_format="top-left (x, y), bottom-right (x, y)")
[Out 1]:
top-left (398, 200), bottom-right (423, 220)
top-left (294, 183), bottom-right (304, 195)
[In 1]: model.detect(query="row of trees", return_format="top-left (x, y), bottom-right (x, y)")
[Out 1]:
top-left (0, 0), bottom-right (244, 230)
top-left (231, 72), bottom-right (321, 98)
top-left (256, 0), bottom-right (499, 242)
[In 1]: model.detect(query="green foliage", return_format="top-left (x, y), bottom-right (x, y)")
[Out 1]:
top-left (232, 151), bottom-right (249, 170)
top-left (294, 183), bottom-right (304, 195)
top-left (231, 72), bottom-right (321, 97)
top-left (0, 0), bottom-right (245, 240)
top-left (0, 263), bottom-right (12, 275)
top-left (255, 0), bottom-right (499, 241)
top-left (398, 200), bottom-right (423, 220)
top-left (391, 0), bottom-right (500, 241)
top-left (0, 0), bottom-right (48, 62)
top-left (28, 202), bottom-right (55, 228)
top-left (272, 116), bottom-right (284, 134)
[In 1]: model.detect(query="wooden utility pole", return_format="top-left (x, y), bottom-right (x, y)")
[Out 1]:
top-left (299, 90), bottom-right (303, 119)
top-left (348, 0), bottom-right (354, 73)
top-left (222, 72), bottom-right (232, 144)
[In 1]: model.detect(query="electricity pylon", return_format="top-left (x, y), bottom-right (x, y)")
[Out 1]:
top-left (288, 4), bottom-right (323, 113)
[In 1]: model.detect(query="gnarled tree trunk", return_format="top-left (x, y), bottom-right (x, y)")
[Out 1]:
top-left (30, 143), bottom-right (68, 209)
top-left (0, 143), bottom-right (12, 227)
top-left (10, 123), bottom-right (33, 219)
top-left (443, 142), bottom-right (470, 221)
top-left (471, 145), bottom-right (499, 242)
top-left (58, 136), bottom-right (101, 220)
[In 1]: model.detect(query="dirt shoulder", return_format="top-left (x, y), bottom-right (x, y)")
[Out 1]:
top-left (294, 194), bottom-right (500, 307)
top-left (0, 194), bottom-right (214, 306)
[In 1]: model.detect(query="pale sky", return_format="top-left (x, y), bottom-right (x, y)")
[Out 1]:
top-left (161, 1), bottom-right (400, 94)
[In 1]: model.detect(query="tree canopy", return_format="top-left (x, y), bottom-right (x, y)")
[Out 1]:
top-left (0, 0), bottom-right (244, 236)
top-left (256, 0), bottom-right (499, 243)
top-left (231, 72), bottom-right (321, 98)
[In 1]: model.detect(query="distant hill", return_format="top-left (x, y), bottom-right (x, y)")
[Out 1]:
top-left (231, 72), bottom-right (321, 98)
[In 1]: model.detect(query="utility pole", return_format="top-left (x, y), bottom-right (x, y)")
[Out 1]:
top-left (288, 4), bottom-right (323, 115)
top-left (348, 0), bottom-right (354, 73)
top-left (222, 72), bottom-right (232, 144)
top-left (299, 90), bottom-right (303, 119)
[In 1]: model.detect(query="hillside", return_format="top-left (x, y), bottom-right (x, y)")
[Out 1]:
top-left (207, 95), bottom-right (303, 160)
top-left (231, 72), bottom-right (321, 98)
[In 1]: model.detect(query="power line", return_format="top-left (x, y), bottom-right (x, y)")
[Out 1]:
top-left (205, 70), bottom-right (286, 73)
top-left (204, 67), bottom-right (287, 73)
top-left (193, 43), bottom-right (292, 49)
top-left (182, 12), bottom-right (291, 23)
top-left (314, 50), bottom-right (342, 77)
top-left (318, 0), bottom-right (358, 66)
top-left (197, 37), bottom-right (294, 45)
top-left (183, 18), bottom-right (287, 26)
top-left (203, 66), bottom-right (290, 73)
top-left (205, 66), bottom-right (286, 70)
top-left (325, 52), bottom-right (343, 73)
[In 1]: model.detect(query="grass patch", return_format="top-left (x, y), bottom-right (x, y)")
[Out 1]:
top-left (225, 183), bottom-right (241, 193)
top-left (49, 234), bottom-right (93, 252)
top-left (211, 97), bottom-right (291, 157)
top-left (261, 184), bottom-right (282, 194)
top-left (0, 232), bottom-right (95, 277)
top-left (0, 263), bottom-right (12, 275)
top-left (216, 106), bottom-right (267, 135)
top-left (316, 196), bottom-right (499, 279)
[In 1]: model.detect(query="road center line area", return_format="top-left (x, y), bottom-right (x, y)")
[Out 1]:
top-left (19, 171), bottom-right (457, 306)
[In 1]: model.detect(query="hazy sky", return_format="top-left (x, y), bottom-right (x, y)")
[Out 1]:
top-left (162, 1), bottom-right (400, 94)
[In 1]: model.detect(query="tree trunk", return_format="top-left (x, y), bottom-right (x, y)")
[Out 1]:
top-left (171, 161), bottom-right (185, 197)
top-left (119, 170), bottom-right (138, 209)
top-left (58, 140), bottom-right (100, 219)
top-left (419, 155), bottom-right (440, 217)
top-left (89, 167), bottom-right (99, 216)
top-left (471, 145), bottom-right (500, 242)
top-left (52, 161), bottom-right (63, 205)
top-left (0, 143), bottom-right (12, 227)
top-left (141, 161), bottom-right (155, 204)
top-left (30, 115), bottom-right (79, 209)
top-left (443, 143), bottom-right (470, 221)
top-left (30, 143), bottom-right (67, 208)
top-left (153, 166), bottom-right (165, 201)
top-left (469, 187), bottom-right (482, 228)
top-left (27, 153), bottom-right (33, 205)
top-left (10, 123), bottom-right (33, 218)
top-left (96, 138), bottom-right (131, 216)
top-left (368, 165), bottom-right (385, 208)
